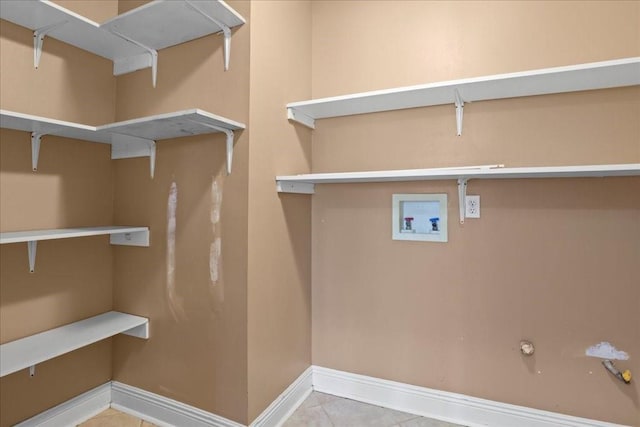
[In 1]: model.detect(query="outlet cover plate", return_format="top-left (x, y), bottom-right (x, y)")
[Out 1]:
top-left (465, 195), bottom-right (480, 218)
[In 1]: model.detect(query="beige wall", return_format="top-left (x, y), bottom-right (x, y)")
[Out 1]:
top-left (111, 0), bottom-right (252, 423)
top-left (0, 1), bottom-right (118, 424)
top-left (247, 0), bottom-right (312, 422)
top-left (310, 1), bottom-right (640, 426)
top-left (3, 1), bottom-right (638, 425)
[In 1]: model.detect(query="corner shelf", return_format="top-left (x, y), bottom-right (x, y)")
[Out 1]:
top-left (101, 0), bottom-right (245, 76)
top-left (0, 226), bottom-right (150, 272)
top-left (98, 109), bottom-right (246, 177)
top-left (0, 110), bottom-right (111, 171)
top-left (0, 311), bottom-right (149, 378)
top-left (0, 109), bottom-right (245, 177)
top-left (0, 0), bottom-right (245, 87)
top-left (286, 57), bottom-right (640, 135)
top-left (276, 163), bottom-right (640, 223)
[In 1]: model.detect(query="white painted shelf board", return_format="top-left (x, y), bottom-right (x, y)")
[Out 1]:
top-left (0, 0), bottom-right (146, 62)
top-left (0, 226), bottom-right (149, 244)
top-left (0, 311), bottom-right (149, 377)
top-left (1, 109), bottom-right (246, 142)
top-left (0, 110), bottom-right (110, 144)
top-left (101, 0), bottom-right (245, 51)
top-left (287, 57), bottom-right (640, 125)
top-left (277, 164), bottom-right (640, 187)
top-left (100, 109), bottom-right (246, 141)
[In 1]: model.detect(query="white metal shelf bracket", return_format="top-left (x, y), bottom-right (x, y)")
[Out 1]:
top-left (224, 129), bottom-right (234, 175)
top-left (33, 21), bottom-right (67, 68)
top-left (276, 181), bottom-right (315, 194)
top-left (31, 132), bottom-right (43, 171)
top-left (454, 89), bottom-right (464, 136)
top-left (149, 142), bottom-right (157, 179)
top-left (188, 120), bottom-right (236, 175)
top-left (457, 177), bottom-right (468, 224)
top-left (110, 134), bottom-right (157, 178)
top-left (110, 230), bottom-right (150, 247)
top-left (287, 108), bottom-right (315, 129)
top-left (185, 0), bottom-right (233, 71)
top-left (29, 365), bottom-right (35, 377)
top-left (108, 30), bottom-right (158, 87)
top-left (27, 241), bottom-right (37, 273)
top-left (122, 321), bottom-right (150, 339)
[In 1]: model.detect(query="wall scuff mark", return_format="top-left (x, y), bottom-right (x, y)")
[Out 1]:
top-left (586, 342), bottom-right (629, 360)
top-left (167, 181), bottom-right (184, 320)
top-left (209, 175), bottom-right (225, 307)
top-left (210, 237), bottom-right (221, 283)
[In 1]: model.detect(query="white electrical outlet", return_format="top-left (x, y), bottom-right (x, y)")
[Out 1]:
top-left (465, 195), bottom-right (480, 218)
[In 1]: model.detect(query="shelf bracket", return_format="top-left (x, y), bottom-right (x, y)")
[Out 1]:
top-left (110, 134), bottom-right (157, 178)
top-left (276, 181), bottom-right (315, 194)
top-left (110, 230), bottom-right (150, 247)
top-left (108, 29), bottom-right (158, 87)
top-left (187, 120), bottom-right (236, 175)
top-left (454, 89), bottom-right (464, 136)
top-left (31, 132), bottom-right (43, 171)
top-left (122, 321), bottom-right (150, 339)
top-left (149, 142), bottom-right (157, 179)
top-left (27, 240), bottom-right (37, 273)
top-left (33, 21), bottom-right (67, 69)
top-left (29, 365), bottom-right (35, 377)
top-left (185, 0), bottom-right (233, 71)
top-left (287, 108), bottom-right (316, 129)
top-left (457, 177), bottom-right (468, 224)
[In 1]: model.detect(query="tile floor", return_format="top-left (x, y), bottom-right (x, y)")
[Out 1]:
top-left (78, 408), bottom-right (156, 427)
top-left (283, 392), bottom-right (464, 427)
top-left (79, 392), bottom-right (465, 426)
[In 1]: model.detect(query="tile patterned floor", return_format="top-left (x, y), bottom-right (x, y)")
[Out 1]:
top-left (283, 392), bottom-right (465, 427)
top-left (79, 392), bottom-right (465, 426)
top-left (78, 408), bottom-right (156, 427)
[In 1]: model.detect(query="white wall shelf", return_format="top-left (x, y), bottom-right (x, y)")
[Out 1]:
top-left (0, 226), bottom-right (150, 272)
top-left (99, 109), bottom-right (246, 177)
top-left (286, 57), bottom-right (640, 135)
top-left (0, 0), bottom-right (245, 87)
top-left (0, 110), bottom-right (111, 171)
top-left (101, 0), bottom-right (245, 76)
top-left (0, 311), bottom-right (149, 378)
top-left (0, 1), bottom-right (149, 78)
top-left (276, 163), bottom-right (640, 223)
top-left (1, 109), bottom-right (245, 177)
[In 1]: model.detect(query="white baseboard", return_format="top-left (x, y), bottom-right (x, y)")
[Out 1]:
top-left (14, 382), bottom-right (111, 427)
top-left (14, 366), bottom-right (626, 427)
top-left (250, 366), bottom-right (313, 427)
top-left (111, 381), bottom-right (244, 427)
top-left (111, 367), bottom-right (313, 427)
top-left (312, 366), bottom-right (628, 427)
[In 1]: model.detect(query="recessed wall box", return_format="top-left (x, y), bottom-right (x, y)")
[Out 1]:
top-left (392, 194), bottom-right (448, 242)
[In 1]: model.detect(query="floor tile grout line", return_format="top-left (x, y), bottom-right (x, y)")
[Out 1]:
top-left (319, 403), bottom-right (336, 427)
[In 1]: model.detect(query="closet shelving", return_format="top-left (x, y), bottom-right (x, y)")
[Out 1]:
top-left (0, 110), bottom-right (111, 171)
top-left (0, 0), bottom-right (245, 384)
top-left (0, 0), bottom-right (245, 87)
top-left (0, 311), bottom-right (149, 378)
top-left (101, 109), bottom-right (246, 177)
top-left (281, 57), bottom-right (640, 224)
top-left (286, 57), bottom-right (640, 135)
top-left (0, 109), bottom-right (246, 177)
top-left (276, 163), bottom-right (640, 223)
top-left (0, 226), bottom-right (150, 272)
